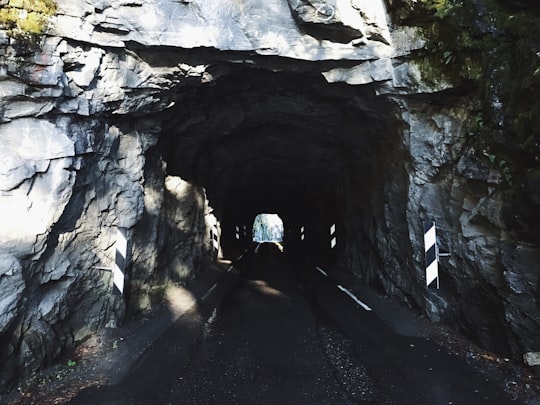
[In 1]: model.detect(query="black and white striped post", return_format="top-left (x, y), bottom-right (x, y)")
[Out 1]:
top-left (211, 223), bottom-right (219, 253)
top-left (113, 227), bottom-right (128, 296)
top-left (330, 223), bottom-right (336, 249)
top-left (423, 221), bottom-right (439, 289)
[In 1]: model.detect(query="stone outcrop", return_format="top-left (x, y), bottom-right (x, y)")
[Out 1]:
top-left (0, 0), bottom-right (539, 393)
top-left (0, 41), bottom-right (214, 385)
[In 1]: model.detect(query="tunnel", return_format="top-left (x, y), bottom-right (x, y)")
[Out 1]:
top-left (3, 1), bottom-right (540, 394)
top-left (160, 67), bottom-right (410, 277)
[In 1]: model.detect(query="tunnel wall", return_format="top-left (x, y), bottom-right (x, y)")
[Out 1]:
top-left (0, 113), bottom-right (213, 389)
top-left (1, 0), bottom-right (539, 393)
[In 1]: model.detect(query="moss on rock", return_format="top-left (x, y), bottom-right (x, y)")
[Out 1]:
top-left (391, 0), bottom-right (540, 241)
top-left (0, 0), bottom-right (56, 44)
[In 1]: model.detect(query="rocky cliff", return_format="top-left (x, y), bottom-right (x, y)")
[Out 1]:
top-left (0, 0), bottom-right (539, 392)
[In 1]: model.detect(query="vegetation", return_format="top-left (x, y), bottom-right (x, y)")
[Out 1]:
top-left (401, 0), bottom-right (539, 178)
top-left (0, 0), bottom-right (57, 44)
top-left (476, 2), bottom-right (539, 194)
top-left (390, 0), bottom-right (540, 239)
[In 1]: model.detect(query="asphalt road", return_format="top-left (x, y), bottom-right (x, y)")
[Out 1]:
top-left (71, 243), bottom-right (521, 405)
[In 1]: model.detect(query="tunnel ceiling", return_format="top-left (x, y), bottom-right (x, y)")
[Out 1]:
top-left (162, 67), bottom-right (400, 219)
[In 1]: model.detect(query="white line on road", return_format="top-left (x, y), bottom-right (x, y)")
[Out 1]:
top-left (237, 247), bottom-right (250, 261)
top-left (315, 266), bottom-right (328, 277)
top-left (201, 283), bottom-right (218, 301)
top-left (254, 243), bottom-right (262, 254)
top-left (337, 285), bottom-right (372, 311)
top-left (227, 265), bottom-right (234, 273)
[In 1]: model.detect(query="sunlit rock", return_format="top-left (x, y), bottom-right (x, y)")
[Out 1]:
top-left (0, 119), bottom-right (76, 256)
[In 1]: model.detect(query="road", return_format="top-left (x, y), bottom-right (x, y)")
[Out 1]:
top-left (71, 242), bottom-right (520, 404)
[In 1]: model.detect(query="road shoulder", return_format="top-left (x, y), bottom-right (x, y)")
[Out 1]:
top-left (4, 259), bottom-right (239, 405)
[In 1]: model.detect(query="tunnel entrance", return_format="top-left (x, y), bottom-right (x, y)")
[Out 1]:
top-left (252, 213), bottom-right (284, 243)
top-left (161, 67), bottom-right (409, 280)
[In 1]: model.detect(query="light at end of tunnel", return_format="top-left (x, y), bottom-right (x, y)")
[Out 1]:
top-left (252, 213), bottom-right (284, 243)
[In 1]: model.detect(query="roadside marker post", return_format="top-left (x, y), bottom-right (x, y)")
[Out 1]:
top-left (330, 224), bottom-right (336, 249)
top-left (113, 227), bottom-right (128, 296)
top-left (423, 221), bottom-right (439, 289)
top-left (211, 223), bottom-right (219, 253)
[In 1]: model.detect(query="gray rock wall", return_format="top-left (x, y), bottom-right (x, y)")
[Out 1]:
top-left (1, 2), bottom-right (220, 387)
top-left (0, 113), bottom-right (211, 388)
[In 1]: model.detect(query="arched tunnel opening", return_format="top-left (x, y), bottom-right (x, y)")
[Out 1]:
top-left (252, 213), bottom-right (284, 243)
top-left (160, 67), bottom-right (409, 282)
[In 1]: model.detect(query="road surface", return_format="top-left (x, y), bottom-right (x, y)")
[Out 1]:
top-left (71, 242), bottom-right (520, 404)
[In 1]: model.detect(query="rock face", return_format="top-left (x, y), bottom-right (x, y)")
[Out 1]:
top-left (0, 0), bottom-right (539, 393)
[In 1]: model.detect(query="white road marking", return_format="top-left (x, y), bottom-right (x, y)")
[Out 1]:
top-left (227, 265), bottom-right (234, 273)
top-left (337, 285), bottom-right (372, 311)
top-left (254, 243), bottom-right (262, 254)
top-left (315, 266), bottom-right (328, 277)
top-left (237, 247), bottom-right (250, 261)
top-left (201, 283), bottom-right (218, 301)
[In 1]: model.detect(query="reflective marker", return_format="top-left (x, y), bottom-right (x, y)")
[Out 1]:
top-left (210, 220), bottom-right (219, 252)
top-left (423, 221), bottom-right (439, 288)
top-left (113, 227), bottom-right (128, 295)
top-left (337, 285), bottom-right (372, 311)
top-left (212, 230), bottom-right (219, 250)
top-left (330, 223), bottom-right (336, 249)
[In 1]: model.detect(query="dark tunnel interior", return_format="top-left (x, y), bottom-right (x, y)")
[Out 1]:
top-left (160, 67), bottom-right (407, 267)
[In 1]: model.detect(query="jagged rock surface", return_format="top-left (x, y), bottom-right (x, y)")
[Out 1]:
top-left (0, 0), bottom-right (539, 393)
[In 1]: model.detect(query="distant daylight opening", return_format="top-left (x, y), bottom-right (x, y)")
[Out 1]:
top-left (252, 213), bottom-right (284, 242)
